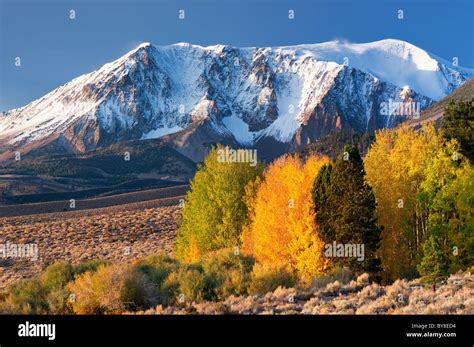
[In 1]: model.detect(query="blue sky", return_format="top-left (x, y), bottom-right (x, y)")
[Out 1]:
top-left (1, 0), bottom-right (473, 111)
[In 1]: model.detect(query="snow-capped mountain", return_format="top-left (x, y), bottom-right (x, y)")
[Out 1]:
top-left (0, 39), bottom-right (472, 161)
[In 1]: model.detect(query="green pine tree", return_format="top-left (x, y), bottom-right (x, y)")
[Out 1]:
top-left (318, 145), bottom-right (382, 274)
top-left (442, 98), bottom-right (474, 163)
top-left (312, 163), bottom-right (333, 242)
top-left (417, 235), bottom-right (448, 283)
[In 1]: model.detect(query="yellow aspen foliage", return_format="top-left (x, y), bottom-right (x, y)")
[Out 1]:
top-left (242, 154), bottom-right (330, 280)
top-left (364, 124), bottom-right (440, 281)
top-left (183, 235), bottom-right (202, 264)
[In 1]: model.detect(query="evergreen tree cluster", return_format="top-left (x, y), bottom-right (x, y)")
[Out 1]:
top-left (312, 145), bottom-right (382, 275)
top-left (442, 98), bottom-right (474, 162)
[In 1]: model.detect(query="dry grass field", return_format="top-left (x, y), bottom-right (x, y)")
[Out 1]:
top-left (133, 271), bottom-right (474, 315)
top-left (0, 200), bottom-right (182, 290)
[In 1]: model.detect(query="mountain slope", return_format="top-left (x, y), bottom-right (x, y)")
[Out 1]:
top-left (408, 77), bottom-right (474, 128)
top-left (0, 137), bottom-right (196, 203)
top-left (1, 39), bottom-right (472, 161)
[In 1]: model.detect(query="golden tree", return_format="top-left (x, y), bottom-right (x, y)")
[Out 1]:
top-left (242, 154), bottom-right (330, 280)
top-left (364, 124), bottom-right (440, 281)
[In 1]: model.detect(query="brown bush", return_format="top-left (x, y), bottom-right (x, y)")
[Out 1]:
top-left (68, 264), bottom-right (155, 314)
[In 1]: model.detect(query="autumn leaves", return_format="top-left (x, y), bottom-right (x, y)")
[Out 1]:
top-left (176, 145), bottom-right (380, 283)
top-left (242, 155), bottom-right (331, 280)
top-left (176, 99), bottom-right (473, 285)
top-left (365, 123), bottom-right (473, 282)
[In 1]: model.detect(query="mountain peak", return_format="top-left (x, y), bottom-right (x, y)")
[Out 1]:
top-left (1, 39), bottom-right (472, 161)
top-left (137, 42), bottom-right (152, 48)
top-left (172, 42), bottom-right (193, 47)
top-left (125, 41), bottom-right (155, 58)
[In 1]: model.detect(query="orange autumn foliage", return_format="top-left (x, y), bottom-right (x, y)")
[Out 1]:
top-left (242, 154), bottom-right (331, 280)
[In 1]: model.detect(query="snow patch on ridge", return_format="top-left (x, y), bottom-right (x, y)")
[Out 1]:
top-left (222, 114), bottom-right (254, 145)
top-left (141, 125), bottom-right (183, 139)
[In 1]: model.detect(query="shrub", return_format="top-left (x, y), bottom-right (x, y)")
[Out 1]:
top-left (177, 267), bottom-right (211, 303)
top-left (3, 279), bottom-right (48, 314)
top-left (135, 253), bottom-right (181, 304)
top-left (135, 253), bottom-right (179, 287)
top-left (68, 264), bottom-right (155, 314)
top-left (72, 259), bottom-right (109, 276)
top-left (160, 273), bottom-right (181, 305)
top-left (41, 261), bottom-right (74, 291)
top-left (39, 261), bottom-right (75, 314)
top-left (201, 248), bottom-right (254, 300)
top-left (1, 261), bottom-right (78, 314)
top-left (161, 264), bottom-right (214, 304)
top-left (45, 287), bottom-right (74, 314)
top-left (248, 264), bottom-right (297, 295)
top-left (153, 250), bottom-right (255, 304)
top-left (173, 264), bottom-right (217, 302)
top-left (311, 267), bottom-right (354, 289)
